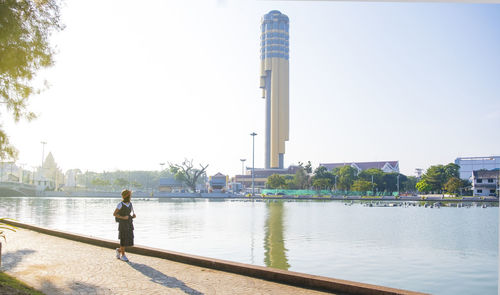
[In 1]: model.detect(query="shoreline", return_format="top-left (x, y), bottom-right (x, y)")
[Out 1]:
top-left (0, 191), bottom-right (497, 203)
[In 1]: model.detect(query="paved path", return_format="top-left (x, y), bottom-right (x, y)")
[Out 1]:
top-left (1, 229), bottom-right (335, 295)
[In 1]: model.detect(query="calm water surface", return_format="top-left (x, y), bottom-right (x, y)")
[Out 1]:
top-left (1, 197), bottom-right (497, 295)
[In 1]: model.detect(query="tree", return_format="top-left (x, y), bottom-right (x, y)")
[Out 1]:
top-left (443, 163), bottom-right (460, 180)
top-left (114, 178), bottom-right (129, 187)
top-left (298, 161), bottom-right (312, 174)
top-left (285, 178), bottom-right (297, 189)
top-left (169, 159), bottom-right (208, 192)
top-left (91, 178), bottom-right (110, 186)
top-left (416, 179), bottom-right (432, 193)
top-left (422, 165), bottom-right (446, 192)
top-left (351, 180), bottom-right (373, 192)
top-left (311, 166), bottom-right (335, 189)
top-left (444, 177), bottom-right (461, 194)
top-left (293, 167), bottom-right (310, 189)
top-left (312, 178), bottom-right (332, 190)
top-left (337, 166), bottom-right (357, 191)
top-left (358, 168), bottom-right (384, 191)
top-left (382, 173), bottom-right (406, 192)
top-left (267, 174), bottom-right (286, 189)
top-left (402, 176), bottom-right (418, 192)
top-left (0, 0), bottom-right (63, 159)
top-left (420, 163), bottom-right (460, 193)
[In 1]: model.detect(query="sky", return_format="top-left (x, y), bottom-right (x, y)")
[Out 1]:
top-left (3, 0), bottom-right (500, 176)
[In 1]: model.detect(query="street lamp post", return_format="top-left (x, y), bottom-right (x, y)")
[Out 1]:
top-left (40, 141), bottom-right (46, 190)
top-left (371, 175), bottom-right (374, 195)
top-left (397, 174), bottom-right (400, 196)
top-left (250, 132), bottom-right (257, 197)
top-left (41, 141), bottom-right (46, 169)
top-left (159, 163), bottom-right (165, 195)
top-left (240, 158), bottom-right (246, 193)
top-left (240, 159), bottom-right (246, 176)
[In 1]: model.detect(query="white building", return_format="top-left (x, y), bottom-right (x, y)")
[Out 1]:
top-left (320, 161), bottom-right (400, 174)
top-left (471, 170), bottom-right (499, 197)
top-left (455, 156), bottom-right (500, 180)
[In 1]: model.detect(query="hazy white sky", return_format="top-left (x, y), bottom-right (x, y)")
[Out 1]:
top-left (4, 0), bottom-right (500, 176)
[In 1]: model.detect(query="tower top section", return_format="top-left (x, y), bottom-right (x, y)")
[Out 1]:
top-left (262, 10), bottom-right (289, 23)
top-left (260, 10), bottom-right (289, 61)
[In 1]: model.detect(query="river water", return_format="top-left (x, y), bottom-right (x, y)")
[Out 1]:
top-left (0, 197), bottom-right (497, 295)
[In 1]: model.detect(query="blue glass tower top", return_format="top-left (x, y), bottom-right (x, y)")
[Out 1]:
top-left (260, 10), bottom-right (289, 60)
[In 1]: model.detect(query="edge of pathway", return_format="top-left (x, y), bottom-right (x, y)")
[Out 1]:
top-left (2, 220), bottom-right (428, 295)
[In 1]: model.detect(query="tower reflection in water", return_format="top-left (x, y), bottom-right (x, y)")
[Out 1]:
top-left (264, 201), bottom-right (289, 270)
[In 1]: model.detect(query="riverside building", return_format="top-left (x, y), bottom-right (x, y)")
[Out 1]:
top-left (320, 161), bottom-right (400, 174)
top-left (260, 10), bottom-right (289, 169)
top-left (455, 156), bottom-right (500, 180)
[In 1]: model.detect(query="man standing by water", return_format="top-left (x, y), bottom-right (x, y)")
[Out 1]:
top-left (113, 189), bottom-right (136, 262)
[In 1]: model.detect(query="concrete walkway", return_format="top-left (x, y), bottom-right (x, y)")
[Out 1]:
top-left (1, 229), bottom-right (334, 295)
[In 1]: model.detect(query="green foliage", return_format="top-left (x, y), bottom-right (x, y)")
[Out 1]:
top-left (311, 165), bottom-right (335, 189)
top-left (298, 161), bottom-right (312, 174)
top-left (0, 0), bottom-right (63, 159)
top-left (424, 165), bottom-right (446, 191)
top-left (267, 174), bottom-right (286, 189)
top-left (444, 177), bottom-right (462, 194)
top-left (0, 271), bottom-right (44, 295)
top-left (336, 166), bottom-right (357, 190)
top-left (91, 177), bottom-right (110, 186)
top-left (358, 168), bottom-right (384, 188)
top-left (292, 167), bottom-right (310, 189)
top-left (443, 163), bottom-right (460, 180)
top-left (419, 163), bottom-right (461, 193)
top-left (312, 177), bottom-right (332, 189)
top-left (113, 178), bottom-right (128, 187)
top-left (402, 176), bottom-right (418, 192)
top-left (416, 179), bottom-right (432, 193)
top-left (351, 180), bottom-right (373, 192)
top-left (285, 178), bottom-right (296, 189)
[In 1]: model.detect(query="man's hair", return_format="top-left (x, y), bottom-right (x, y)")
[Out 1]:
top-left (121, 189), bottom-right (131, 202)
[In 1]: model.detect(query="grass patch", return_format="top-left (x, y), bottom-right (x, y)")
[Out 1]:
top-left (361, 196), bottom-right (383, 199)
top-left (0, 271), bottom-right (45, 295)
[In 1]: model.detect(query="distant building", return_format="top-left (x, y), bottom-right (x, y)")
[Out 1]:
top-left (455, 156), bottom-right (500, 180)
top-left (233, 165), bottom-right (300, 190)
top-left (36, 152), bottom-right (64, 191)
top-left (158, 177), bottom-right (184, 192)
top-left (320, 161), bottom-right (399, 174)
top-left (471, 170), bottom-right (499, 197)
top-left (208, 173), bottom-right (228, 192)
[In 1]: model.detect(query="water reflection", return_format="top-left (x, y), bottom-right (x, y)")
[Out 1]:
top-left (264, 201), bottom-right (289, 270)
top-left (0, 197), bottom-right (497, 295)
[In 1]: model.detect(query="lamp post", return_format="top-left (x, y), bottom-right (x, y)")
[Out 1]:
top-left (240, 159), bottom-right (246, 176)
top-left (40, 141), bottom-right (46, 168)
top-left (371, 175), bottom-right (374, 195)
top-left (159, 163), bottom-right (165, 194)
top-left (18, 163), bottom-right (26, 183)
top-left (397, 174), bottom-right (400, 196)
top-left (250, 132), bottom-right (257, 197)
